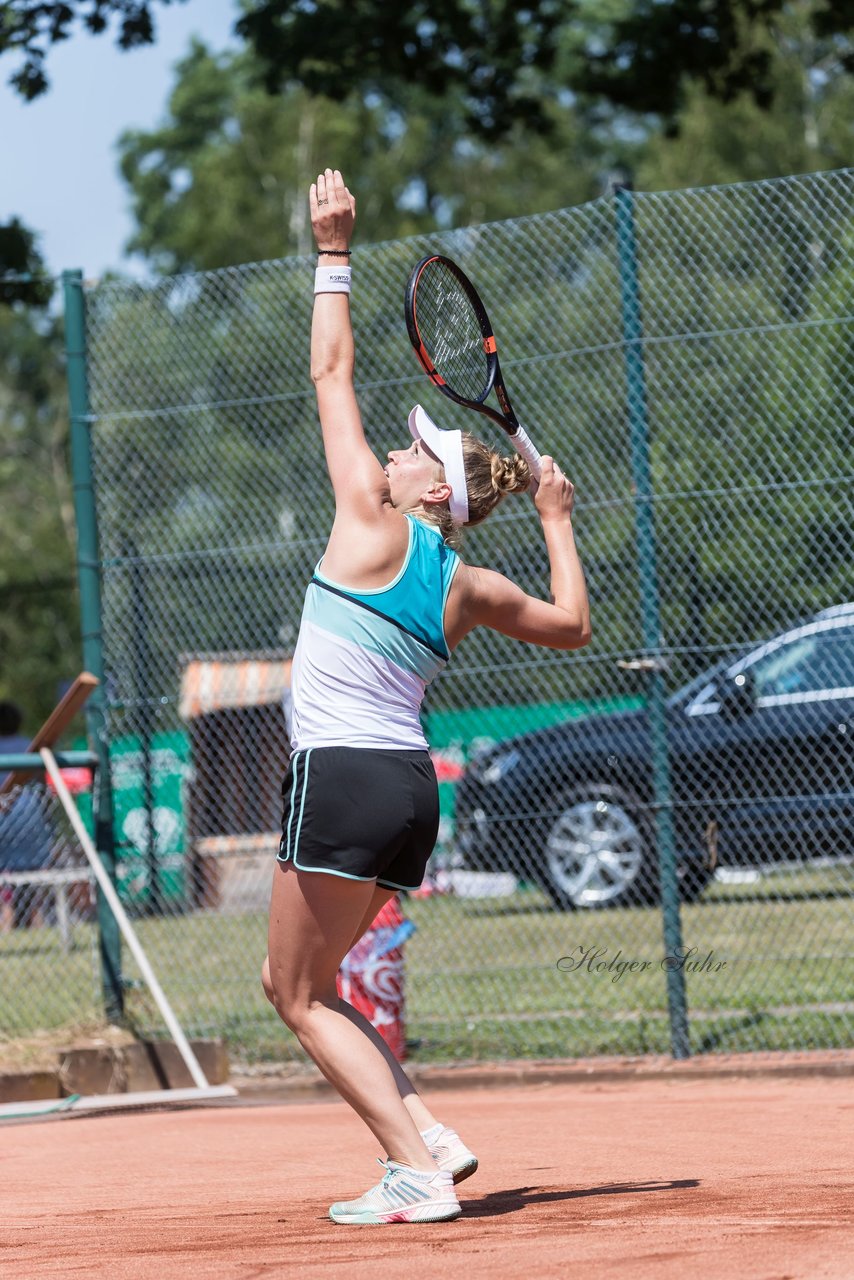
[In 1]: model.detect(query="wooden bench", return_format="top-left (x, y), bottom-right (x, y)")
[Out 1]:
top-left (0, 867), bottom-right (92, 951)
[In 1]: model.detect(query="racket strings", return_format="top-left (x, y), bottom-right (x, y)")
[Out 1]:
top-left (415, 264), bottom-right (491, 402)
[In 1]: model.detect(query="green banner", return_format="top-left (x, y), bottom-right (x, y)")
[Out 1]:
top-left (75, 731), bottom-right (190, 907)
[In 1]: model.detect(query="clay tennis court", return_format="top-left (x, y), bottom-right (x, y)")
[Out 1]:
top-left (6, 1070), bottom-right (852, 1278)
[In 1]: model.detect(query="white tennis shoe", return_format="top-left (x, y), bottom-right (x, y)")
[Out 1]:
top-left (427, 1125), bottom-right (479, 1184)
top-left (329, 1160), bottom-right (461, 1225)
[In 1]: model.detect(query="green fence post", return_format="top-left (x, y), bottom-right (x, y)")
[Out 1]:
top-left (128, 538), bottom-right (162, 915)
top-left (613, 185), bottom-right (690, 1059)
top-left (62, 269), bottom-right (124, 1022)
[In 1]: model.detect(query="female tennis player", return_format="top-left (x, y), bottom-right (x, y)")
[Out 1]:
top-left (262, 168), bottom-right (591, 1226)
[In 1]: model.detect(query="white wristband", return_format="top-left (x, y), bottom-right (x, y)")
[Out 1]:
top-left (314, 265), bottom-right (351, 294)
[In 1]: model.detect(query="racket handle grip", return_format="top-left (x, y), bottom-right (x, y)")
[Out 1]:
top-left (510, 425), bottom-right (543, 480)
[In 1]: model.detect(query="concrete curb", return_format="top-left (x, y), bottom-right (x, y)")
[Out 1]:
top-left (0, 1039), bottom-right (229, 1105)
top-left (5, 1047), bottom-right (851, 1107)
top-left (229, 1049), bottom-right (854, 1103)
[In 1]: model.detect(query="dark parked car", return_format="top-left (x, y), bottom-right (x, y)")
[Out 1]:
top-left (453, 603), bottom-right (854, 910)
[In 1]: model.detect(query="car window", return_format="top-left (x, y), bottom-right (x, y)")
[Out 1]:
top-left (748, 624), bottom-right (854, 697)
top-left (683, 618), bottom-right (854, 715)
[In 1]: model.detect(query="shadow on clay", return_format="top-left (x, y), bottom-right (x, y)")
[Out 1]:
top-left (460, 1178), bottom-right (701, 1217)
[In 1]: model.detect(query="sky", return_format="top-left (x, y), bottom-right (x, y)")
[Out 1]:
top-left (1, 0), bottom-right (239, 280)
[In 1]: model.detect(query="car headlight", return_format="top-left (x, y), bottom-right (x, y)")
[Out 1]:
top-left (473, 748), bottom-right (521, 785)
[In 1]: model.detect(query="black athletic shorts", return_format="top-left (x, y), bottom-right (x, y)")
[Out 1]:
top-left (278, 745), bottom-right (440, 892)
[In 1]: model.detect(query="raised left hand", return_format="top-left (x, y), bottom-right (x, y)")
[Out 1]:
top-left (310, 168), bottom-right (356, 252)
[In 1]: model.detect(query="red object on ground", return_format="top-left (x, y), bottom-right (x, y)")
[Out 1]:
top-left (337, 896), bottom-right (412, 1062)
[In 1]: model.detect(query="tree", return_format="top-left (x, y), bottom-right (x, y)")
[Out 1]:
top-left (1, 0), bottom-right (170, 99)
top-left (5, 1), bottom-right (854, 729)
top-left (1, 0), bottom-right (574, 132)
top-left (118, 40), bottom-right (613, 272)
top-left (8, 0), bottom-right (854, 139)
top-left (235, 0), bottom-right (573, 139)
top-left (0, 217), bottom-right (53, 307)
top-left (637, 2), bottom-right (854, 188)
top-left (572, 0), bottom-right (854, 122)
top-left (0, 224), bottom-right (79, 723)
top-left (84, 158), bottom-right (854, 724)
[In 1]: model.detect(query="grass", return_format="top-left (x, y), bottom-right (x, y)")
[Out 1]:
top-left (1, 865), bottom-right (851, 1069)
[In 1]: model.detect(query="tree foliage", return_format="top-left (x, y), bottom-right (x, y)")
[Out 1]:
top-left (234, 0), bottom-right (571, 139)
top-left (117, 40), bottom-right (612, 272)
top-left (0, 220), bottom-right (79, 723)
top-left (575, 0), bottom-right (854, 120)
top-left (83, 164), bottom-right (854, 722)
top-left (0, 217), bottom-right (53, 308)
top-left (1, 0), bottom-right (170, 99)
top-left (0, 295), bottom-right (79, 723)
top-left (4, 0), bottom-right (854, 725)
top-left (6, 0), bottom-right (854, 141)
top-left (2, 0), bottom-right (571, 131)
top-left (637, 3), bottom-right (854, 188)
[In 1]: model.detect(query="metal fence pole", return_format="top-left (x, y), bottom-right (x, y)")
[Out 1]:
top-left (613, 185), bottom-right (690, 1058)
top-left (128, 539), bottom-right (161, 915)
top-left (62, 268), bottom-right (124, 1022)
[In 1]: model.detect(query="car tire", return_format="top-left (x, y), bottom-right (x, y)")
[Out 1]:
top-left (540, 784), bottom-right (656, 910)
top-left (540, 783), bottom-right (713, 910)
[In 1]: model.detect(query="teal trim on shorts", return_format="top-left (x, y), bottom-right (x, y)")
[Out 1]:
top-left (294, 862), bottom-right (377, 883)
top-left (292, 747), bottom-right (312, 861)
top-left (279, 750), bottom-right (301, 863)
top-left (277, 747), bottom-right (380, 883)
top-left (377, 875), bottom-right (421, 892)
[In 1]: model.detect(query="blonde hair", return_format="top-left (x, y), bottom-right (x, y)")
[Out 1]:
top-left (420, 432), bottom-right (531, 550)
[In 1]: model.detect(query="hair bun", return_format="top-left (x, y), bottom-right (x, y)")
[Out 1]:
top-left (491, 452), bottom-right (532, 496)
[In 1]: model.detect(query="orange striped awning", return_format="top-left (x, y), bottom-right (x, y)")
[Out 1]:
top-left (179, 654), bottom-right (293, 720)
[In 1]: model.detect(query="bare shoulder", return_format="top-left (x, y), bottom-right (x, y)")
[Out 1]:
top-left (444, 561), bottom-right (510, 649)
top-left (453, 562), bottom-right (514, 603)
top-left (322, 501), bottom-right (412, 588)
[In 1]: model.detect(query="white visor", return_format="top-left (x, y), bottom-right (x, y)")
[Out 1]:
top-left (408, 404), bottom-right (469, 526)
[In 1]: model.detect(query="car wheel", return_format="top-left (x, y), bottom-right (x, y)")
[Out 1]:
top-left (541, 785), bottom-right (656, 910)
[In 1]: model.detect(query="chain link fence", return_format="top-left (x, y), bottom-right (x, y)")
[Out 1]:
top-left (4, 167), bottom-right (853, 1065)
top-left (0, 781), bottom-right (101, 1055)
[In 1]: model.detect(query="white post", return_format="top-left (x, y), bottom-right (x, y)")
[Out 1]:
top-left (55, 881), bottom-right (72, 952)
top-left (41, 748), bottom-right (210, 1090)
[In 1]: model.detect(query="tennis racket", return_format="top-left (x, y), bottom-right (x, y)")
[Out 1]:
top-left (404, 254), bottom-right (543, 479)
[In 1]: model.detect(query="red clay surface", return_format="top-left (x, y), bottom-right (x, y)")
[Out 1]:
top-left (6, 1076), bottom-right (853, 1279)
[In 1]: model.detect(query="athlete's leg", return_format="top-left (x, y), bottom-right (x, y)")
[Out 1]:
top-left (262, 883), bottom-right (442, 1134)
top-left (260, 882), bottom-right (391, 1005)
top-left (265, 860), bottom-right (435, 1172)
top-left (337, 887), bottom-right (477, 1185)
top-left (340, 886), bottom-right (441, 1132)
